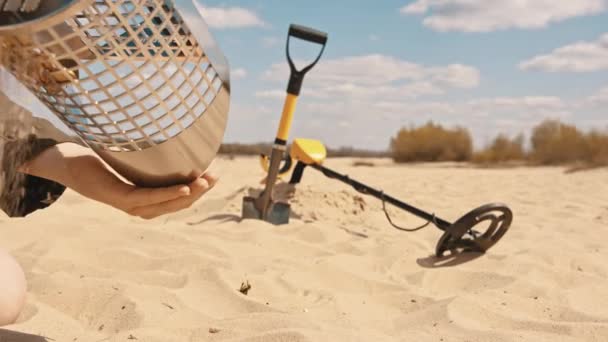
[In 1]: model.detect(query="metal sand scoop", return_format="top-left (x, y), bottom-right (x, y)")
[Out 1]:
top-left (0, 0), bottom-right (230, 187)
top-left (241, 24), bottom-right (328, 224)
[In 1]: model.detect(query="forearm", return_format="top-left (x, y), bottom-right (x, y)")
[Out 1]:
top-left (18, 143), bottom-right (130, 208)
top-left (9, 137), bottom-right (216, 219)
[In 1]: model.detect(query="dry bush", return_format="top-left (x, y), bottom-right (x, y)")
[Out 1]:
top-left (219, 142), bottom-right (390, 159)
top-left (473, 133), bottom-right (526, 164)
top-left (390, 121), bottom-right (473, 163)
top-left (352, 160), bottom-right (376, 167)
top-left (327, 147), bottom-right (390, 158)
top-left (219, 119), bottom-right (607, 170)
top-left (585, 130), bottom-right (608, 165)
top-left (218, 143), bottom-right (273, 156)
top-left (530, 120), bottom-right (589, 164)
top-left (527, 119), bottom-right (608, 168)
top-left (566, 130), bottom-right (608, 172)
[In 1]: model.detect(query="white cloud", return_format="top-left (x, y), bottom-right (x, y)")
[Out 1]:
top-left (255, 89), bottom-right (284, 99)
top-left (368, 34), bottom-right (380, 41)
top-left (401, 0), bottom-right (430, 14)
top-left (249, 55), bottom-right (605, 149)
top-left (519, 33), bottom-right (608, 72)
top-left (467, 96), bottom-right (566, 113)
top-left (372, 96), bottom-right (570, 123)
top-left (401, 0), bottom-right (606, 32)
top-left (282, 94), bottom-right (575, 149)
top-left (262, 37), bottom-right (280, 47)
top-left (257, 54), bottom-right (479, 100)
top-left (196, 5), bottom-right (266, 29)
top-left (253, 54), bottom-right (483, 149)
top-left (587, 86), bottom-right (608, 105)
top-left (232, 68), bottom-right (248, 79)
top-left (250, 83), bottom-right (606, 149)
top-left (255, 54), bottom-right (577, 147)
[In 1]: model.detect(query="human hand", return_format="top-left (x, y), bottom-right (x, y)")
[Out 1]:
top-left (19, 142), bottom-right (219, 219)
top-left (108, 173), bottom-right (218, 220)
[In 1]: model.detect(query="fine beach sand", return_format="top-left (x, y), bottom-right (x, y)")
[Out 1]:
top-left (2, 157), bottom-right (608, 341)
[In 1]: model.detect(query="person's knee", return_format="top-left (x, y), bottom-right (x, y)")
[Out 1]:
top-left (0, 248), bottom-right (27, 326)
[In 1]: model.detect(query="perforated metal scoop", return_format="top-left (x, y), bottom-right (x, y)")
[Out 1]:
top-left (0, 0), bottom-right (230, 187)
top-left (0, 0), bottom-right (42, 13)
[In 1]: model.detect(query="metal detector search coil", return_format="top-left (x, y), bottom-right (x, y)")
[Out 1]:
top-left (0, 0), bottom-right (230, 187)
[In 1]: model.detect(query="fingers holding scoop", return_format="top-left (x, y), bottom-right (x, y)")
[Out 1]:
top-left (126, 172), bottom-right (219, 220)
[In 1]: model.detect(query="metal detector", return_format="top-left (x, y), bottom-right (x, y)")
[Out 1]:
top-left (280, 139), bottom-right (513, 257)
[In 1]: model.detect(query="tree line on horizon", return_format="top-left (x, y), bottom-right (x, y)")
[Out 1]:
top-left (219, 119), bottom-right (608, 168)
top-left (218, 142), bottom-right (389, 158)
top-left (390, 119), bottom-right (608, 167)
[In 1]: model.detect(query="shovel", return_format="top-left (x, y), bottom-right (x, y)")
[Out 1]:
top-left (241, 24), bottom-right (328, 224)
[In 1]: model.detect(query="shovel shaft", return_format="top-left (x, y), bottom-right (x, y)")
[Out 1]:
top-left (257, 146), bottom-right (286, 218)
top-left (276, 94), bottom-right (298, 142)
top-left (257, 92), bottom-right (299, 218)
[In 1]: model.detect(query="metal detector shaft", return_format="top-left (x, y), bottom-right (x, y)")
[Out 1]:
top-left (303, 163), bottom-right (453, 230)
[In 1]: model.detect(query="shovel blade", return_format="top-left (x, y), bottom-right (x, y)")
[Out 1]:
top-left (241, 196), bottom-right (290, 225)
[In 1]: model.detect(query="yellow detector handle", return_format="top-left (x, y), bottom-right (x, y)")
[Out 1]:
top-left (259, 153), bottom-right (294, 176)
top-left (290, 138), bottom-right (327, 165)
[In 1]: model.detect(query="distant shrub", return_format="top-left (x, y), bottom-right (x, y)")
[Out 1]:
top-left (390, 121), bottom-right (473, 163)
top-left (218, 143), bottom-right (273, 156)
top-left (327, 147), bottom-right (390, 158)
top-left (218, 143), bottom-right (390, 159)
top-left (584, 130), bottom-right (608, 166)
top-left (473, 133), bottom-right (526, 164)
top-left (530, 120), bottom-right (589, 164)
top-left (352, 160), bottom-right (376, 167)
top-left (219, 119), bottom-right (608, 171)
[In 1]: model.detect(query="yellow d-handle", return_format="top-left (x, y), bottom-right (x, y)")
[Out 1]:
top-left (276, 94), bottom-right (298, 141)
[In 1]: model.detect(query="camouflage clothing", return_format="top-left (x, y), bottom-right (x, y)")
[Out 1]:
top-left (0, 83), bottom-right (76, 217)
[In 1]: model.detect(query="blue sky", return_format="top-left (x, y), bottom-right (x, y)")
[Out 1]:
top-left (2, 0), bottom-right (606, 151)
top-left (199, 0), bottom-right (608, 150)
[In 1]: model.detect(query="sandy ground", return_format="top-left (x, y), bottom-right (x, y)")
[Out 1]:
top-left (1, 157), bottom-right (608, 341)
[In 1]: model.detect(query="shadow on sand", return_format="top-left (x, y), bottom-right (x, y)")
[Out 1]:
top-left (186, 213), bottom-right (241, 225)
top-left (0, 329), bottom-right (49, 342)
top-left (416, 251), bottom-right (485, 268)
